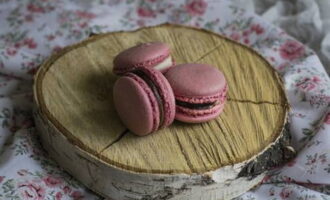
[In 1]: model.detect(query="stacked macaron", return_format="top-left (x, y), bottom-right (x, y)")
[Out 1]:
top-left (113, 42), bottom-right (175, 75)
top-left (165, 64), bottom-right (228, 123)
top-left (113, 42), bottom-right (228, 136)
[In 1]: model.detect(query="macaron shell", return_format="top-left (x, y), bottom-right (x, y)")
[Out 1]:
top-left (175, 103), bottom-right (225, 123)
top-left (113, 74), bottom-right (160, 136)
top-left (165, 63), bottom-right (227, 98)
top-left (137, 67), bottom-right (176, 127)
top-left (113, 42), bottom-right (171, 75)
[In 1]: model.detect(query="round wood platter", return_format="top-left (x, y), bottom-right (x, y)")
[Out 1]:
top-left (33, 24), bottom-right (295, 200)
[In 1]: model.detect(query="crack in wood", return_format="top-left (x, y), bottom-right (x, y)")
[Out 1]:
top-left (227, 98), bottom-right (288, 107)
top-left (193, 43), bottom-right (223, 63)
top-left (99, 129), bottom-right (129, 154)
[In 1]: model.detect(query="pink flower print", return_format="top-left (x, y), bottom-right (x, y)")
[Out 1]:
top-left (18, 181), bottom-right (46, 200)
top-left (279, 40), bottom-right (305, 60)
top-left (23, 38), bottom-right (37, 49)
top-left (304, 82), bottom-right (315, 91)
top-left (137, 7), bottom-right (156, 18)
top-left (242, 30), bottom-right (251, 37)
top-left (305, 153), bottom-right (327, 174)
top-left (280, 188), bottom-right (293, 199)
top-left (137, 19), bottom-right (145, 27)
top-left (229, 33), bottom-right (240, 41)
top-left (27, 67), bottom-right (38, 75)
top-left (6, 47), bottom-right (17, 56)
top-left (0, 176), bottom-right (4, 184)
top-left (309, 94), bottom-right (330, 108)
top-left (14, 42), bottom-right (22, 48)
top-left (251, 24), bottom-right (264, 35)
top-left (261, 175), bottom-right (271, 183)
top-left (74, 10), bottom-right (96, 19)
top-left (71, 191), bottom-right (84, 200)
top-left (27, 3), bottom-right (45, 13)
top-left (53, 46), bottom-right (63, 53)
top-left (55, 192), bottom-right (63, 200)
top-left (43, 175), bottom-right (62, 187)
top-left (243, 38), bottom-right (250, 44)
top-left (63, 186), bottom-right (72, 194)
top-left (270, 57), bottom-right (275, 62)
top-left (28, 42), bottom-right (37, 49)
top-left (79, 22), bottom-right (88, 28)
top-left (309, 157), bottom-right (317, 164)
top-left (185, 0), bottom-right (207, 16)
top-left (283, 176), bottom-right (293, 183)
top-left (312, 76), bottom-right (321, 83)
top-left (277, 62), bottom-right (290, 71)
top-left (296, 77), bottom-right (318, 92)
top-left (324, 113), bottom-right (330, 125)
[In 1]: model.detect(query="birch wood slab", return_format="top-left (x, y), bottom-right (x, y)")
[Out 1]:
top-left (33, 24), bottom-right (295, 200)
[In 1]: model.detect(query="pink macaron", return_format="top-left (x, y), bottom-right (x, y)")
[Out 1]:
top-left (113, 67), bottom-right (175, 136)
top-left (165, 63), bottom-right (228, 123)
top-left (113, 42), bottom-right (175, 75)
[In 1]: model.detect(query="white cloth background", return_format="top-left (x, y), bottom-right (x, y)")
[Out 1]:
top-left (231, 0), bottom-right (330, 75)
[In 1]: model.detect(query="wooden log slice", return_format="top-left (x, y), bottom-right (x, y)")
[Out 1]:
top-left (33, 24), bottom-right (295, 200)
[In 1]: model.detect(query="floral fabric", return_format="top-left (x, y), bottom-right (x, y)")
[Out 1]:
top-left (0, 0), bottom-right (329, 199)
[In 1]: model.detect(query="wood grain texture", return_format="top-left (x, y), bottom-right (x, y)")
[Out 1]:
top-left (35, 24), bottom-right (289, 174)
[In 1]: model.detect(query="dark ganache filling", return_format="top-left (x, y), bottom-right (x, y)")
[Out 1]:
top-left (133, 70), bottom-right (164, 127)
top-left (176, 100), bottom-right (218, 110)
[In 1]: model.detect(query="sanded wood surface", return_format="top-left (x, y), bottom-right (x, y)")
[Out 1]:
top-left (35, 24), bottom-right (289, 174)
